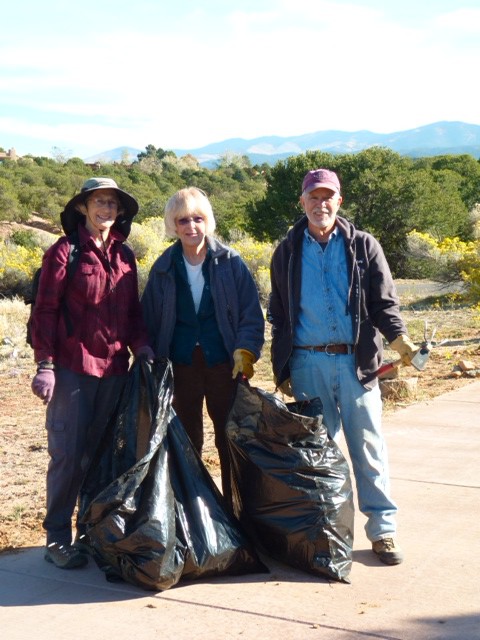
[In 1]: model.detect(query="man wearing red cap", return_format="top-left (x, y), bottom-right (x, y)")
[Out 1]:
top-left (268, 168), bottom-right (417, 565)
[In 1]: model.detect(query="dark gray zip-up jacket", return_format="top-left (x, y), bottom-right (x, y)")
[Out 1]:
top-left (268, 215), bottom-right (406, 390)
top-left (141, 237), bottom-right (265, 363)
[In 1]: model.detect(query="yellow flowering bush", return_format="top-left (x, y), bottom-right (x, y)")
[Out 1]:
top-left (459, 251), bottom-right (480, 303)
top-left (231, 236), bottom-right (274, 302)
top-left (254, 266), bottom-right (272, 304)
top-left (0, 242), bottom-right (44, 297)
top-left (0, 222), bottom-right (276, 303)
top-left (128, 217), bottom-right (168, 260)
top-left (136, 241), bottom-right (173, 294)
top-left (407, 230), bottom-right (480, 303)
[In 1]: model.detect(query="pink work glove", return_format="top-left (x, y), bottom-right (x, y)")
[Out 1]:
top-left (134, 345), bottom-right (155, 362)
top-left (31, 369), bottom-right (56, 405)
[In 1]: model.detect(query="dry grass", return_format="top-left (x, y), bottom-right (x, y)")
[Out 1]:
top-left (0, 285), bottom-right (479, 552)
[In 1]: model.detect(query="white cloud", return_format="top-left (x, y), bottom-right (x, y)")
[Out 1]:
top-left (434, 8), bottom-right (480, 32)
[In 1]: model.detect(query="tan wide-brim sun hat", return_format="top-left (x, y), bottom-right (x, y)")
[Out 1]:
top-left (60, 177), bottom-right (139, 238)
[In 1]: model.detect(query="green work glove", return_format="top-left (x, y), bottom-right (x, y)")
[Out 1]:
top-left (389, 334), bottom-right (417, 366)
top-left (232, 348), bottom-right (256, 379)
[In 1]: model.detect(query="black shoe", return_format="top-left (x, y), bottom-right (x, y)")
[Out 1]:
top-left (73, 533), bottom-right (93, 555)
top-left (44, 542), bottom-right (88, 569)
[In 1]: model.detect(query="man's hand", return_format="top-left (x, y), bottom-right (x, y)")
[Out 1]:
top-left (276, 378), bottom-right (293, 397)
top-left (232, 349), bottom-right (256, 379)
top-left (389, 334), bottom-right (417, 366)
top-left (32, 369), bottom-right (55, 405)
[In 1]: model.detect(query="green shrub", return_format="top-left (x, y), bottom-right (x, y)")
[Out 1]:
top-left (10, 229), bottom-right (38, 249)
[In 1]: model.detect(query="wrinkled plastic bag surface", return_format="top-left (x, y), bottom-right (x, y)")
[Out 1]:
top-left (80, 358), bottom-right (266, 591)
top-left (226, 381), bottom-right (354, 583)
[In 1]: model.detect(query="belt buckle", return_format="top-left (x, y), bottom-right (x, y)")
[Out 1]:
top-left (325, 343), bottom-right (335, 356)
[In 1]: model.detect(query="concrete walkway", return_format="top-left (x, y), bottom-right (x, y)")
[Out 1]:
top-left (1, 382), bottom-right (479, 640)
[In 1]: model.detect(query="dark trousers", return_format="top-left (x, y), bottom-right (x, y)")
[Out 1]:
top-left (172, 346), bottom-right (236, 508)
top-left (43, 367), bottom-right (127, 546)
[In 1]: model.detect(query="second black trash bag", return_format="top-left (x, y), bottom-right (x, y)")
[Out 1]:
top-left (81, 358), bottom-right (266, 591)
top-left (226, 381), bottom-right (354, 583)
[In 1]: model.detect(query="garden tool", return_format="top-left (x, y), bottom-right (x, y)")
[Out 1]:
top-left (376, 321), bottom-right (436, 378)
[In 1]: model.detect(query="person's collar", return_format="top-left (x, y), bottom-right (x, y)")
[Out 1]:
top-left (304, 225), bottom-right (339, 243)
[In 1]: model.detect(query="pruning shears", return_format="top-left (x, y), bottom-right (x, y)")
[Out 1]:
top-left (376, 321), bottom-right (437, 378)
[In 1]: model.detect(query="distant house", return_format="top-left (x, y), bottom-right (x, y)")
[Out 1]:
top-left (0, 148), bottom-right (18, 162)
top-left (84, 161), bottom-right (102, 170)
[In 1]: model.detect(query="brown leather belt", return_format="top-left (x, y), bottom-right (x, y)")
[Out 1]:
top-left (293, 344), bottom-right (355, 355)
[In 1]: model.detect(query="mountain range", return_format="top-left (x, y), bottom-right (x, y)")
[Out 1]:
top-left (84, 121), bottom-right (480, 168)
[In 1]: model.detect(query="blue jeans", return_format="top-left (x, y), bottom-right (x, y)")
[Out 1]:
top-left (290, 349), bottom-right (398, 541)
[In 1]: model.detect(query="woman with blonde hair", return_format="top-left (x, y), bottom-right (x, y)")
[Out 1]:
top-left (141, 187), bottom-right (264, 507)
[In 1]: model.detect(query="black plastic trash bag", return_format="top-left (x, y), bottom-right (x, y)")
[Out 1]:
top-left (78, 354), bottom-right (173, 520)
top-left (226, 381), bottom-right (354, 583)
top-left (80, 358), bottom-right (267, 591)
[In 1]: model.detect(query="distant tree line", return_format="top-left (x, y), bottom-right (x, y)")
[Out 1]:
top-left (1, 145), bottom-right (479, 277)
top-left (0, 146), bottom-right (268, 241)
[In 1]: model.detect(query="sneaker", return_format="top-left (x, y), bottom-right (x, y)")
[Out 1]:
top-left (372, 537), bottom-right (404, 565)
top-left (44, 542), bottom-right (88, 569)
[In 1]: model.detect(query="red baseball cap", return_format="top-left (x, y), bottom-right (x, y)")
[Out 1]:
top-left (302, 169), bottom-right (341, 195)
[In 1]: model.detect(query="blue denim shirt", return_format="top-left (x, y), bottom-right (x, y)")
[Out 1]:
top-left (293, 227), bottom-right (354, 346)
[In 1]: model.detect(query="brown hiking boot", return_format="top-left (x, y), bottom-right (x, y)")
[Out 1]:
top-left (372, 537), bottom-right (404, 565)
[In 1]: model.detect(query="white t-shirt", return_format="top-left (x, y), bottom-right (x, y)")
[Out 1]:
top-left (184, 258), bottom-right (205, 313)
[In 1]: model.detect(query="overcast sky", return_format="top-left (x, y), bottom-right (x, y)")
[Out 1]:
top-left (1, 0), bottom-right (479, 158)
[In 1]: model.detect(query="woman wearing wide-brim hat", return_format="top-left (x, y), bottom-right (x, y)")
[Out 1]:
top-left (30, 177), bottom-right (154, 570)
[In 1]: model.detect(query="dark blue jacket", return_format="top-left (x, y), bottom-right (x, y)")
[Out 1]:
top-left (141, 237), bottom-right (265, 364)
top-left (170, 246), bottom-right (229, 365)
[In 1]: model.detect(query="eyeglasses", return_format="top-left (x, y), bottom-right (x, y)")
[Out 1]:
top-left (88, 197), bottom-right (120, 210)
top-left (176, 216), bottom-right (205, 226)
